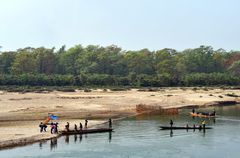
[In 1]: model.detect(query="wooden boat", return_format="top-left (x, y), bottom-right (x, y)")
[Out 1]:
top-left (160, 126), bottom-right (212, 130)
top-left (190, 112), bottom-right (216, 118)
top-left (60, 128), bottom-right (113, 135)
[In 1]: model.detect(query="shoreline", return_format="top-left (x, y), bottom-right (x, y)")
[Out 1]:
top-left (0, 112), bottom-right (143, 150)
top-left (0, 87), bottom-right (239, 149)
top-left (1, 101), bottom-right (239, 150)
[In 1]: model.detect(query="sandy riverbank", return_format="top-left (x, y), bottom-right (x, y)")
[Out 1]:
top-left (0, 87), bottom-right (240, 149)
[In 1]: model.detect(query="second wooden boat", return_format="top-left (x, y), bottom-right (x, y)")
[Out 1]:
top-left (160, 126), bottom-right (212, 130)
top-left (190, 112), bottom-right (216, 118)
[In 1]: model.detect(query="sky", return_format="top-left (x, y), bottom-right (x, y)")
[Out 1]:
top-left (0, 0), bottom-right (240, 51)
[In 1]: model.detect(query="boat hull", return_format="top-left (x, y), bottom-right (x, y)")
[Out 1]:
top-left (190, 112), bottom-right (216, 118)
top-left (60, 128), bottom-right (113, 135)
top-left (160, 126), bottom-right (212, 130)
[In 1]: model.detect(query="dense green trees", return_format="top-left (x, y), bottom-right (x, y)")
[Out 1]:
top-left (0, 45), bottom-right (239, 87)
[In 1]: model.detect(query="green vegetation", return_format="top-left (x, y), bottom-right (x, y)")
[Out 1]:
top-left (0, 45), bottom-right (240, 87)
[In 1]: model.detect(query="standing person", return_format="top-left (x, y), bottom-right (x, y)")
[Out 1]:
top-left (109, 118), bottom-right (112, 128)
top-left (74, 124), bottom-right (78, 131)
top-left (50, 122), bottom-right (54, 134)
top-left (85, 119), bottom-right (88, 128)
top-left (202, 120), bottom-right (206, 129)
top-left (79, 123), bottom-right (83, 130)
top-left (39, 122), bottom-right (43, 133)
top-left (193, 124), bottom-right (196, 129)
top-left (43, 123), bottom-right (47, 132)
top-left (170, 120), bottom-right (173, 128)
top-left (212, 109), bottom-right (216, 116)
top-left (55, 123), bottom-right (59, 134)
top-left (192, 108), bottom-right (195, 114)
top-left (65, 122), bottom-right (70, 131)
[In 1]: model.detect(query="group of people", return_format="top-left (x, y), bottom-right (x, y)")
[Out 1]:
top-left (192, 108), bottom-right (216, 116)
top-left (40, 118), bottom-right (113, 133)
top-left (39, 122), bottom-right (47, 132)
top-left (50, 122), bottom-right (59, 134)
top-left (169, 119), bottom-right (206, 129)
top-left (39, 122), bottom-right (58, 134)
top-left (66, 119), bottom-right (88, 131)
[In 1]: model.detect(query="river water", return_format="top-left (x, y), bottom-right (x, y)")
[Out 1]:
top-left (1, 105), bottom-right (240, 158)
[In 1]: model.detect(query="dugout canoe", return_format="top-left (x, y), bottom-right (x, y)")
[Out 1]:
top-left (190, 112), bottom-right (216, 118)
top-left (160, 126), bottom-right (212, 130)
top-left (60, 128), bottom-right (113, 135)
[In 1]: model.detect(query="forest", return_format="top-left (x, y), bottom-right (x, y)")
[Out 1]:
top-left (0, 45), bottom-right (240, 87)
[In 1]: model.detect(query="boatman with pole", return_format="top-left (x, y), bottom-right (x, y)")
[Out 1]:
top-left (109, 118), bottom-right (112, 128)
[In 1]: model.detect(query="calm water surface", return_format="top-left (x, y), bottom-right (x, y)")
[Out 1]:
top-left (1, 105), bottom-right (240, 158)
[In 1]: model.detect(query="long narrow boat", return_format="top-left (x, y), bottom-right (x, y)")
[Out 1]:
top-left (190, 112), bottom-right (216, 118)
top-left (60, 128), bottom-right (113, 135)
top-left (160, 126), bottom-right (212, 130)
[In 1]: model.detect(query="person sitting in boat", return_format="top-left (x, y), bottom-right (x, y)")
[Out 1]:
top-left (210, 109), bottom-right (216, 116)
top-left (170, 120), bottom-right (173, 127)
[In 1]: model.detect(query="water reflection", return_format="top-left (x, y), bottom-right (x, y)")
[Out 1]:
top-left (168, 128), bottom-right (208, 137)
top-left (47, 132), bottom-right (113, 149)
top-left (39, 140), bottom-right (47, 149)
top-left (79, 134), bottom-right (82, 142)
top-left (50, 137), bottom-right (57, 150)
top-left (74, 135), bottom-right (77, 143)
top-left (65, 135), bottom-right (69, 144)
top-left (108, 132), bottom-right (112, 142)
top-left (170, 130), bottom-right (173, 137)
top-left (191, 116), bottom-right (216, 124)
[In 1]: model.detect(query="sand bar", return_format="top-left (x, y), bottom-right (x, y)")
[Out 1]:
top-left (0, 87), bottom-right (239, 149)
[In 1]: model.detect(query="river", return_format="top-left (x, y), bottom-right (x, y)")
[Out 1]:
top-left (1, 105), bottom-right (240, 158)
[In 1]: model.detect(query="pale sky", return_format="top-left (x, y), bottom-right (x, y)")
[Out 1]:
top-left (0, 0), bottom-right (240, 51)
